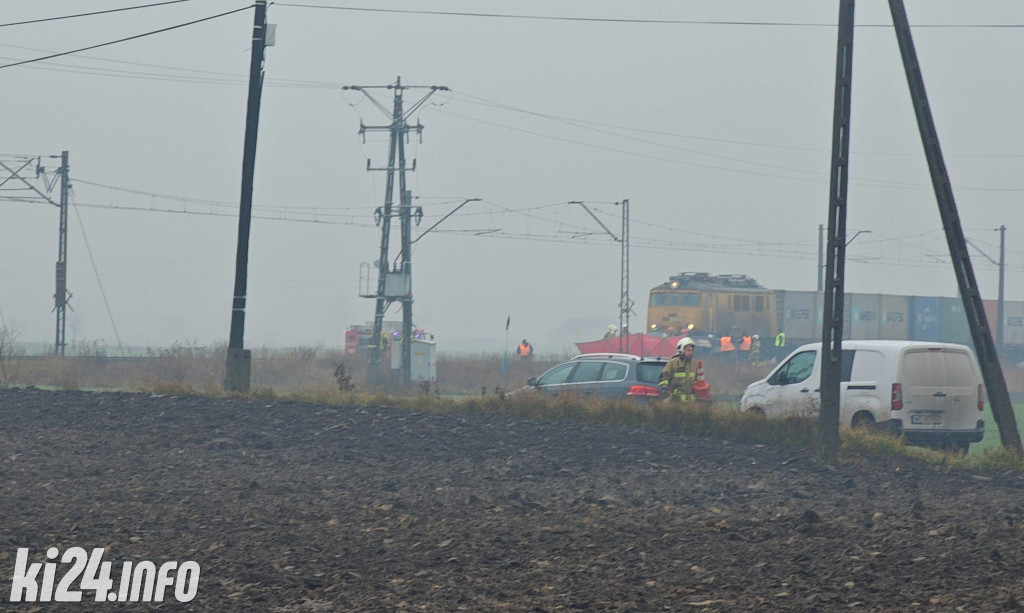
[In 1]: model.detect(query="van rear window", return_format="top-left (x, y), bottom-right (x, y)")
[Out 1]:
top-left (943, 352), bottom-right (975, 387)
top-left (903, 350), bottom-right (975, 387)
top-left (903, 351), bottom-right (944, 387)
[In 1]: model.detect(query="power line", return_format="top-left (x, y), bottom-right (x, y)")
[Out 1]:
top-left (70, 194), bottom-right (124, 352)
top-left (0, 4), bottom-right (253, 70)
top-left (275, 4), bottom-right (1024, 28)
top-left (453, 91), bottom-right (1024, 161)
top-left (433, 108), bottom-right (1024, 192)
top-left (0, 0), bottom-right (196, 28)
top-left (0, 42), bottom-right (337, 88)
top-left (10, 182), bottom-right (1018, 272)
top-left (432, 107), bottom-right (829, 185)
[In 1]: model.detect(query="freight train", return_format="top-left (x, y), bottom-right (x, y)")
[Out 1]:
top-left (647, 272), bottom-right (1024, 359)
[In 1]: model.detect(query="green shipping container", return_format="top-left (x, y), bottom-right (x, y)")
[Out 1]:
top-left (939, 297), bottom-right (972, 346)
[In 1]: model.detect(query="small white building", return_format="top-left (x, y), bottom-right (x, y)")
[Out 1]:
top-left (391, 339), bottom-right (437, 382)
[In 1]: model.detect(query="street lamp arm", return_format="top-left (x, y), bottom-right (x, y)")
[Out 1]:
top-left (412, 198), bottom-right (480, 244)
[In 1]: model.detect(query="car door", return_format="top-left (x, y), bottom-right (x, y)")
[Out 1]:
top-left (839, 349), bottom-right (883, 425)
top-left (939, 350), bottom-right (981, 431)
top-left (565, 360), bottom-right (606, 396)
top-left (764, 350), bottom-right (819, 417)
top-left (534, 362), bottom-right (578, 395)
top-left (594, 360), bottom-right (630, 397)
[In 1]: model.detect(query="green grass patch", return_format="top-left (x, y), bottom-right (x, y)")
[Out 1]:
top-left (973, 402), bottom-right (1024, 456)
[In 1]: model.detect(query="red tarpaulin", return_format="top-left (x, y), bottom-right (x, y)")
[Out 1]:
top-left (575, 334), bottom-right (687, 358)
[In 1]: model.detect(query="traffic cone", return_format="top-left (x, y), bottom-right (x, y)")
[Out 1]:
top-left (693, 360), bottom-right (712, 400)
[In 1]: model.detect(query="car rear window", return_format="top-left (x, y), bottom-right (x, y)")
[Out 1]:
top-left (637, 363), bottom-right (664, 384)
top-left (601, 362), bottom-right (628, 381)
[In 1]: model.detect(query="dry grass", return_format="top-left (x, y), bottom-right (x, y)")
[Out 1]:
top-left (3, 342), bottom-right (1023, 473)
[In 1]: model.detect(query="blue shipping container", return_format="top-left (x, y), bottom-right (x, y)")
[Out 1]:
top-left (910, 296), bottom-right (942, 341)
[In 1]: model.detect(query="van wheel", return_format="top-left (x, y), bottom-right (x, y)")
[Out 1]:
top-left (851, 412), bottom-right (875, 429)
top-left (748, 407), bottom-right (766, 417)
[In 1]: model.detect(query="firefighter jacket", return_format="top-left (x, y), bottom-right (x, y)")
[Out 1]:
top-left (659, 355), bottom-right (697, 402)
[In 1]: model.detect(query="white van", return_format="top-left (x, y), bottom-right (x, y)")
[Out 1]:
top-left (739, 340), bottom-right (985, 451)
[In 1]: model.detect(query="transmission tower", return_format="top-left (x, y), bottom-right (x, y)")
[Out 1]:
top-left (0, 151), bottom-right (71, 355)
top-left (344, 77), bottom-right (447, 388)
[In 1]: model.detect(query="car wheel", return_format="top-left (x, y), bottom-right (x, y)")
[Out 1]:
top-left (747, 407), bottom-right (766, 417)
top-left (851, 412), bottom-right (875, 429)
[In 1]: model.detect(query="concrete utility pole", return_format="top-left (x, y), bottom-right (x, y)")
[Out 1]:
top-left (817, 223), bottom-right (824, 293)
top-left (573, 200), bottom-right (632, 353)
top-left (226, 0), bottom-right (269, 392)
top-left (345, 77), bottom-right (447, 389)
top-left (818, 0), bottom-right (856, 463)
top-left (997, 225), bottom-right (1006, 351)
top-left (55, 151), bottom-right (70, 355)
top-left (888, 0), bottom-right (1021, 455)
top-left (0, 153), bottom-right (70, 354)
top-left (617, 199), bottom-right (632, 354)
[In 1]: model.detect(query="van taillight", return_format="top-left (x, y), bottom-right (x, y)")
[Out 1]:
top-left (891, 383), bottom-right (903, 411)
top-left (627, 385), bottom-right (661, 397)
top-left (978, 384), bottom-right (985, 411)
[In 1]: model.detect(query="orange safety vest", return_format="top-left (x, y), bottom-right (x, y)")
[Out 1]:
top-left (719, 336), bottom-right (734, 352)
top-left (518, 342), bottom-right (532, 356)
top-left (740, 336), bottom-right (752, 351)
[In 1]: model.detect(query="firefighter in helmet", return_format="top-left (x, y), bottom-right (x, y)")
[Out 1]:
top-left (659, 337), bottom-right (699, 402)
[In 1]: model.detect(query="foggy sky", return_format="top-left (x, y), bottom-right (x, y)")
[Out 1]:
top-left (1, 0), bottom-right (1022, 354)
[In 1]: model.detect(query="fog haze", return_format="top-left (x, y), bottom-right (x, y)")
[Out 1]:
top-left (1, 0), bottom-right (1022, 354)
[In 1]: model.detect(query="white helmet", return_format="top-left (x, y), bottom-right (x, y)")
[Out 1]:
top-left (677, 337), bottom-right (696, 354)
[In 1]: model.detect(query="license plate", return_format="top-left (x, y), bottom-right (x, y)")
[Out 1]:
top-left (910, 413), bottom-right (942, 425)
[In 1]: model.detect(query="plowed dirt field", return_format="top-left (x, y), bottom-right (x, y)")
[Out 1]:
top-left (1, 388), bottom-right (1023, 611)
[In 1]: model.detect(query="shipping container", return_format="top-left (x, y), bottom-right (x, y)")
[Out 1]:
top-left (982, 299), bottom-right (999, 342)
top-left (849, 293), bottom-right (880, 340)
top-left (879, 294), bottom-right (910, 340)
top-left (910, 296), bottom-right (942, 341)
top-left (940, 297), bottom-right (972, 346)
top-left (780, 291), bottom-right (817, 341)
top-left (1003, 301), bottom-right (1024, 346)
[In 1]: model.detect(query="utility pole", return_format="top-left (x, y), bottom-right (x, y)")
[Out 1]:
top-left (617, 199), bottom-right (632, 354)
top-left (346, 77), bottom-right (447, 389)
top-left (818, 0), bottom-right (856, 462)
top-left (573, 200), bottom-right (631, 352)
top-left (888, 0), bottom-right (1021, 454)
top-left (0, 153), bottom-right (70, 353)
top-left (997, 225), bottom-right (1006, 351)
top-left (817, 223), bottom-right (824, 292)
top-left (225, 0), bottom-right (269, 392)
top-left (54, 151), bottom-right (70, 355)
